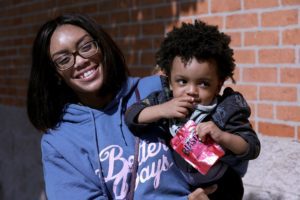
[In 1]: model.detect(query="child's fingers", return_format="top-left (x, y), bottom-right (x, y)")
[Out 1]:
top-left (196, 124), bottom-right (208, 142)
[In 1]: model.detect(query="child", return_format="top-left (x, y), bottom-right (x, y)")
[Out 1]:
top-left (125, 20), bottom-right (260, 200)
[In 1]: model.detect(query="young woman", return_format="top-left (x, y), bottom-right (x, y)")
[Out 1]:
top-left (27, 14), bottom-right (214, 200)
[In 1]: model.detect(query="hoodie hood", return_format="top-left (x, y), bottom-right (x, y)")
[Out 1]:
top-left (60, 77), bottom-right (140, 124)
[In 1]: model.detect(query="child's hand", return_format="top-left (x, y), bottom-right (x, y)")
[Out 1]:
top-left (196, 121), bottom-right (224, 144)
top-left (159, 96), bottom-right (194, 119)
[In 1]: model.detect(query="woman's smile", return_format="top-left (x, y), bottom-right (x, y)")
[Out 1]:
top-left (75, 65), bottom-right (99, 80)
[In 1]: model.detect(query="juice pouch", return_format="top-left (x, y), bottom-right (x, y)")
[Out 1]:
top-left (170, 120), bottom-right (225, 175)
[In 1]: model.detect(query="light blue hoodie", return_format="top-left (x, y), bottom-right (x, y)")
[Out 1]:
top-left (41, 75), bottom-right (191, 200)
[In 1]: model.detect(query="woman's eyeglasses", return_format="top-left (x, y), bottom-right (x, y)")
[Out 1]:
top-left (53, 40), bottom-right (99, 71)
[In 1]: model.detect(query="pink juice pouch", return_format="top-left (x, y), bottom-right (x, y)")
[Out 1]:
top-left (170, 120), bottom-right (225, 175)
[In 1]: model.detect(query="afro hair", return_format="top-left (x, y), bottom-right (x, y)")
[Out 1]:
top-left (155, 20), bottom-right (236, 83)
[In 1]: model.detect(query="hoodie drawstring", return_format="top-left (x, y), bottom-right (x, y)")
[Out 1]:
top-left (89, 110), bottom-right (111, 199)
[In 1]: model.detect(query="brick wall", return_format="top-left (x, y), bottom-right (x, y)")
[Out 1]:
top-left (0, 0), bottom-right (299, 139)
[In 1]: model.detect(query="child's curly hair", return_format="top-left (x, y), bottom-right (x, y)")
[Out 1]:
top-left (155, 20), bottom-right (236, 83)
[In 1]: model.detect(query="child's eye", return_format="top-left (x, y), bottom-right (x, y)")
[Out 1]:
top-left (176, 79), bottom-right (187, 85)
top-left (198, 81), bottom-right (210, 88)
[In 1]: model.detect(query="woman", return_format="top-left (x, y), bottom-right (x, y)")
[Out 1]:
top-left (27, 14), bottom-right (215, 200)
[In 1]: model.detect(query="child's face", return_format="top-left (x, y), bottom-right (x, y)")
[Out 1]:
top-left (170, 56), bottom-right (222, 106)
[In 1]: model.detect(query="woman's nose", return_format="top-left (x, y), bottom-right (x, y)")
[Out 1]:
top-left (73, 54), bottom-right (88, 69)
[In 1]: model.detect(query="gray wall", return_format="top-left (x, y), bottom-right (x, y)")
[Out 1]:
top-left (0, 105), bottom-right (45, 200)
top-left (243, 135), bottom-right (300, 200)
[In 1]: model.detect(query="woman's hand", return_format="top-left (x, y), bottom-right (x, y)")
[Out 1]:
top-left (188, 184), bottom-right (217, 200)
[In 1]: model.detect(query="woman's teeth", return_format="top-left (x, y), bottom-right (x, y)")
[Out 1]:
top-left (80, 69), bottom-right (94, 79)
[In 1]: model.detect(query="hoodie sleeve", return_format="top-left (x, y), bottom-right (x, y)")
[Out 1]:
top-left (42, 140), bottom-right (107, 200)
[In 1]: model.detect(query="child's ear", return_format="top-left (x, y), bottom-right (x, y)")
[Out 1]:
top-left (217, 80), bottom-right (224, 93)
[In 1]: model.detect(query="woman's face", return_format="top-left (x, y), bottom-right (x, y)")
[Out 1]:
top-left (49, 24), bottom-right (104, 100)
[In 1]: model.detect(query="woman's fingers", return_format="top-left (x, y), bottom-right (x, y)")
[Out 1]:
top-left (203, 184), bottom-right (218, 195)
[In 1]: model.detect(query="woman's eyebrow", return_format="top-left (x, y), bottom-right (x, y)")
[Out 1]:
top-left (76, 34), bottom-right (91, 46)
top-left (51, 34), bottom-right (91, 58)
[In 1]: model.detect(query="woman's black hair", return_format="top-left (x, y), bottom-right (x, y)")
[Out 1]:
top-left (156, 20), bottom-right (235, 83)
top-left (27, 13), bottom-right (129, 132)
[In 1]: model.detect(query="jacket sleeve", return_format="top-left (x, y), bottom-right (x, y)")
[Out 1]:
top-left (42, 140), bottom-right (107, 200)
top-left (125, 91), bottom-right (165, 134)
top-left (212, 87), bottom-right (261, 162)
top-left (125, 75), bottom-right (171, 134)
top-left (221, 111), bottom-right (261, 161)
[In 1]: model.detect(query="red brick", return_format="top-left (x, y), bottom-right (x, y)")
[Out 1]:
top-left (283, 28), bottom-right (300, 45)
top-left (248, 103), bottom-right (256, 119)
top-left (142, 23), bottom-right (164, 36)
top-left (282, 0), bottom-right (300, 5)
top-left (226, 13), bottom-right (258, 29)
top-left (0, 48), bottom-right (17, 57)
top-left (211, 0), bottom-right (241, 13)
top-left (132, 8), bottom-right (154, 21)
top-left (262, 9), bottom-right (298, 27)
top-left (94, 14), bottom-right (110, 24)
top-left (141, 51), bottom-right (155, 65)
top-left (244, 0), bottom-right (278, 9)
top-left (154, 5), bottom-right (175, 19)
top-left (80, 4), bottom-right (98, 13)
top-left (137, 0), bottom-right (162, 4)
top-left (259, 122), bottom-right (294, 137)
top-left (132, 38), bottom-right (153, 50)
top-left (277, 105), bottom-right (300, 122)
top-left (258, 103), bottom-right (274, 119)
top-left (233, 67), bottom-right (240, 82)
top-left (124, 52), bottom-right (138, 66)
top-left (234, 49), bottom-right (255, 64)
top-left (245, 31), bottom-right (279, 46)
top-left (129, 67), bottom-right (152, 77)
top-left (243, 67), bottom-right (277, 83)
top-left (226, 84), bottom-right (258, 101)
top-left (195, 1), bottom-right (209, 15)
top-left (250, 119), bottom-right (257, 130)
top-left (180, 1), bottom-right (209, 16)
top-left (119, 24), bottom-right (140, 37)
top-left (280, 67), bottom-right (300, 84)
top-left (259, 49), bottom-right (295, 64)
top-left (199, 16), bottom-right (224, 29)
top-left (226, 32), bottom-right (242, 47)
top-left (110, 11), bottom-right (130, 23)
top-left (178, 19), bottom-right (194, 25)
top-left (260, 86), bottom-right (297, 102)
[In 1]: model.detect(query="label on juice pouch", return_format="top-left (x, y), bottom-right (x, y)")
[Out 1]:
top-left (170, 120), bottom-right (225, 175)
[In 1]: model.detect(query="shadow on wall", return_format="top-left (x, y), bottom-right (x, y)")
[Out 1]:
top-left (0, 0), bottom-right (205, 200)
top-left (0, 105), bottom-right (45, 200)
top-left (97, 0), bottom-right (207, 74)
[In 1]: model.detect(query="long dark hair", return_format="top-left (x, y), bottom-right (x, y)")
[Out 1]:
top-left (27, 14), bottom-right (129, 132)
